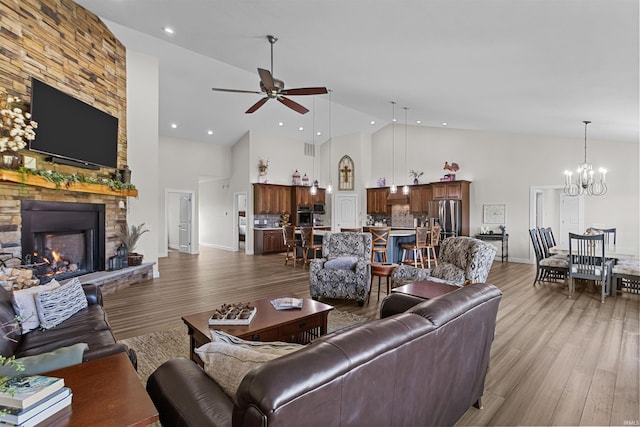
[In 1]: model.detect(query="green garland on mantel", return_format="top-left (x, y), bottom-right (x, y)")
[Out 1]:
top-left (8, 167), bottom-right (137, 192)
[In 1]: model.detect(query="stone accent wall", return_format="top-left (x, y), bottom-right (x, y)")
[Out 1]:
top-left (0, 0), bottom-right (128, 266)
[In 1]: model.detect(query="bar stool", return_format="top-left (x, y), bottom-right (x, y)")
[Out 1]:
top-left (370, 227), bottom-right (390, 263)
top-left (401, 227), bottom-right (429, 268)
top-left (282, 225), bottom-right (298, 267)
top-left (423, 225), bottom-right (442, 268)
top-left (300, 227), bottom-right (323, 268)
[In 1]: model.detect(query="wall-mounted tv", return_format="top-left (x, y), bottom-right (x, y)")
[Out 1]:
top-left (29, 78), bottom-right (119, 170)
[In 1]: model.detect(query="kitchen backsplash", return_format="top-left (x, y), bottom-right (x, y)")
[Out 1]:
top-left (391, 205), bottom-right (413, 228)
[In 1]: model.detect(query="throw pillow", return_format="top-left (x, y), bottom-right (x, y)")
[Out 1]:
top-left (195, 341), bottom-right (280, 399)
top-left (324, 256), bottom-right (359, 270)
top-left (0, 343), bottom-right (88, 376)
top-left (210, 329), bottom-right (304, 356)
top-left (11, 280), bottom-right (61, 333)
top-left (35, 278), bottom-right (88, 329)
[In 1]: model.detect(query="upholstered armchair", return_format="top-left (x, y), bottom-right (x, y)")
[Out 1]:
top-left (392, 236), bottom-right (497, 288)
top-left (310, 232), bottom-right (373, 306)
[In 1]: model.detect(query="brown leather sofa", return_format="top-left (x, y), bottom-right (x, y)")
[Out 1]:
top-left (147, 283), bottom-right (502, 427)
top-left (0, 283), bottom-right (135, 366)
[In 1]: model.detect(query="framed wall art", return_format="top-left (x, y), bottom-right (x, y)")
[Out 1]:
top-left (483, 204), bottom-right (506, 224)
top-left (338, 155), bottom-right (354, 191)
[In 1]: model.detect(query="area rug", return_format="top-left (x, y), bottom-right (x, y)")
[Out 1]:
top-left (120, 309), bottom-right (370, 385)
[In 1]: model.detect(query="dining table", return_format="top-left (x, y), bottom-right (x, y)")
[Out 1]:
top-left (549, 245), bottom-right (639, 261)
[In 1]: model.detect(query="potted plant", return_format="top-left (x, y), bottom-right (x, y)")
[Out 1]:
top-left (118, 222), bottom-right (149, 266)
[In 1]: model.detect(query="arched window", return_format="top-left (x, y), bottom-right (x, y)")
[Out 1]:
top-left (338, 155), bottom-right (354, 191)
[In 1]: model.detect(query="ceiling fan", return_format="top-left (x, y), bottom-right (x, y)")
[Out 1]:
top-left (212, 35), bottom-right (328, 114)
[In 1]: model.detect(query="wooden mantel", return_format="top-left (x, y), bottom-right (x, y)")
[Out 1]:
top-left (0, 169), bottom-right (138, 197)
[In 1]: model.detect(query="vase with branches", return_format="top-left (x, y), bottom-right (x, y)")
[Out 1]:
top-left (118, 222), bottom-right (149, 266)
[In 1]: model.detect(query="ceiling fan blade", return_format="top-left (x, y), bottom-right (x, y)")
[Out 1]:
top-left (245, 97), bottom-right (269, 114)
top-left (257, 68), bottom-right (275, 90)
top-left (212, 87), bottom-right (262, 94)
top-left (278, 96), bottom-right (309, 114)
top-left (281, 87), bottom-right (328, 96)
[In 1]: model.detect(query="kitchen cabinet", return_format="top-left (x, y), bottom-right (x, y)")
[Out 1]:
top-left (254, 229), bottom-right (285, 254)
top-left (432, 181), bottom-right (467, 201)
top-left (366, 188), bottom-right (390, 214)
top-left (409, 185), bottom-right (432, 213)
top-left (293, 186), bottom-right (325, 208)
top-left (253, 184), bottom-right (292, 214)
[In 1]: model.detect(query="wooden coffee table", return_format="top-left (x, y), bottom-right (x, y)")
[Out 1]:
top-left (392, 279), bottom-right (459, 300)
top-left (182, 297), bottom-right (334, 366)
top-left (43, 352), bottom-right (158, 426)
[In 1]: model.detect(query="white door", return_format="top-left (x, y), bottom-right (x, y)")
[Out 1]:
top-left (334, 194), bottom-right (358, 230)
top-left (179, 194), bottom-right (192, 253)
top-left (559, 194), bottom-right (582, 248)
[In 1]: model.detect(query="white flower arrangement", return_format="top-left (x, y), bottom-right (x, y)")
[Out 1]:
top-left (0, 94), bottom-right (38, 152)
top-left (258, 158), bottom-right (269, 174)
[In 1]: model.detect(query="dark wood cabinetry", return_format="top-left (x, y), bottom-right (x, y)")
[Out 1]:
top-left (293, 186), bottom-right (325, 208)
top-left (409, 185), bottom-right (432, 213)
top-left (366, 188), bottom-right (390, 214)
top-left (253, 184), bottom-right (292, 214)
top-left (254, 229), bottom-right (285, 254)
top-left (432, 182), bottom-right (464, 200)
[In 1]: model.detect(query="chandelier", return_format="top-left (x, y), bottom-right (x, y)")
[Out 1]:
top-left (563, 120), bottom-right (607, 197)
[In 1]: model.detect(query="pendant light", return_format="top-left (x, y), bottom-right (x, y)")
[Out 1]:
top-left (326, 90), bottom-right (333, 194)
top-left (402, 106), bottom-right (410, 195)
top-left (563, 120), bottom-right (607, 196)
top-left (389, 101), bottom-right (397, 194)
top-left (310, 96), bottom-right (318, 196)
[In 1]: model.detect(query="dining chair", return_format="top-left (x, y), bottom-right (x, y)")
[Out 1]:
top-left (369, 227), bottom-right (390, 263)
top-left (568, 232), bottom-right (613, 303)
top-left (401, 227), bottom-right (429, 268)
top-left (282, 225), bottom-right (298, 267)
top-left (588, 227), bottom-right (617, 248)
top-left (529, 228), bottom-right (568, 285)
top-left (537, 227), bottom-right (553, 258)
top-left (300, 227), bottom-right (323, 268)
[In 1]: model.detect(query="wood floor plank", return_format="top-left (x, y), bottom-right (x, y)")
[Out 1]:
top-left (101, 247), bottom-right (639, 426)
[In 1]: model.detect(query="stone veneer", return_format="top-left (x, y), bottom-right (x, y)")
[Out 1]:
top-left (0, 0), bottom-right (128, 266)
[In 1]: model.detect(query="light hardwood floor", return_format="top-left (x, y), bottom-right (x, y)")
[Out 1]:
top-left (104, 247), bottom-right (639, 426)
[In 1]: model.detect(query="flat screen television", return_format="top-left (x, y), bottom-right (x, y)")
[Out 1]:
top-left (29, 78), bottom-right (119, 170)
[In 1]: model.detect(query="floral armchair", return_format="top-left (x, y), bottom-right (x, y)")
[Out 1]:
top-left (392, 236), bottom-right (497, 288)
top-left (310, 232), bottom-right (373, 306)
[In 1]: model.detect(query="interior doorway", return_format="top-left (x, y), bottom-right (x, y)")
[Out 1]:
top-left (529, 185), bottom-right (583, 261)
top-left (333, 193), bottom-right (358, 231)
top-left (165, 189), bottom-right (196, 255)
top-left (234, 192), bottom-right (247, 253)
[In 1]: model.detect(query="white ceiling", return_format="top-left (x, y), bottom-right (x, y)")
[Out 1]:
top-left (74, 0), bottom-right (639, 146)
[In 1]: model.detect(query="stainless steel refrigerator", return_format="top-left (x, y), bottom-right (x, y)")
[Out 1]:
top-left (429, 200), bottom-right (462, 237)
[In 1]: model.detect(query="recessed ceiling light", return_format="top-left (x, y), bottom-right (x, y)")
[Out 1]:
top-left (163, 27), bottom-right (174, 34)
top-left (416, 120), bottom-right (422, 124)
top-left (278, 122), bottom-right (284, 127)
top-left (171, 123), bottom-right (177, 129)
top-left (370, 120), bottom-right (376, 125)
top-left (316, 131), bottom-right (322, 136)
top-left (207, 130), bottom-right (213, 135)
top-left (441, 122), bottom-right (448, 126)
top-left (298, 126), bottom-right (304, 131)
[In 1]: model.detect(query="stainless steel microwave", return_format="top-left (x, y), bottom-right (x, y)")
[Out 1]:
top-left (313, 203), bottom-right (325, 213)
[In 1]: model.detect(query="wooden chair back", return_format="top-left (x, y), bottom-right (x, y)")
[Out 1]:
top-left (429, 226), bottom-right (442, 247)
top-left (588, 227), bottom-right (617, 247)
top-left (300, 227), bottom-right (314, 248)
top-left (282, 225), bottom-right (296, 246)
top-left (415, 227), bottom-right (429, 248)
top-left (569, 232), bottom-right (607, 280)
top-left (370, 227), bottom-right (390, 249)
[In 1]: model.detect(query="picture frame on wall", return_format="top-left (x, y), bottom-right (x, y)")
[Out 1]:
top-left (483, 204), bottom-right (506, 224)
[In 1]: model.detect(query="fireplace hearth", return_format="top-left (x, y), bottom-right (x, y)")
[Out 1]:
top-left (21, 201), bottom-right (106, 282)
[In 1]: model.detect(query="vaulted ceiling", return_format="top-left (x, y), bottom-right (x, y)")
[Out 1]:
top-left (75, 0), bottom-right (639, 146)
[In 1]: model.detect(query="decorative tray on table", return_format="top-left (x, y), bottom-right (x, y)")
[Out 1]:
top-left (208, 302), bottom-right (257, 325)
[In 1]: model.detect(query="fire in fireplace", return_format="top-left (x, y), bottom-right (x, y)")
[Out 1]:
top-left (21, 201), bottom-right (106, 283)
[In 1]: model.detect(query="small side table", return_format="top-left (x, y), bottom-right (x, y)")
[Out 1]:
top-left (475, 233), bottom-right (509, 262)
top-left (371, 262), bottom-right (399, 299)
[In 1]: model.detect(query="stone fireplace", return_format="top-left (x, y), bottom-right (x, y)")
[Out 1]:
top-left (21, 200), bottom-right (106, 282)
